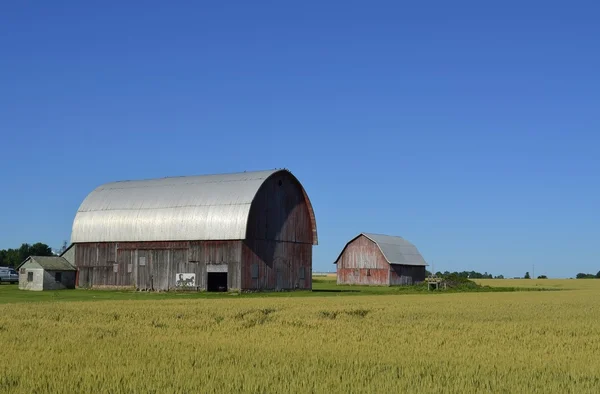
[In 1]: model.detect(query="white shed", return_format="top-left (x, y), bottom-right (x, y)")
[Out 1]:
top-left (18, 256), bottom-right (77, 291)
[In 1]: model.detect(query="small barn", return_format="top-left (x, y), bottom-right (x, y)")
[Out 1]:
top-left (18, 256), bottom-right (77, 291)
top-left (334, 233), bottom-right (427, 286)
top-left (69, 169), bottom-right (317, 291)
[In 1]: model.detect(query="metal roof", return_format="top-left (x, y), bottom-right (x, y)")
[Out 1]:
top-left (71, 169), bottom-right (317, 243)
top-left (334, 233), bottom-right (427, 266)
top-left (19, 256), bottom-right (76, 271)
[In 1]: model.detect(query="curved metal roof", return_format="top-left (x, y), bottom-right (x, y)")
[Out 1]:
top-left (334, 233), bottom-right (427, 266)
top-left (71, 169), bottom-right (317, 244)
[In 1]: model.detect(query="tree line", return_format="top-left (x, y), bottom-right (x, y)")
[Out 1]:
top-left (575, 272), bottom-right (600, 279)
top-left (427, 270), bottom-right (501, 279)
top-left (0, 243), bottom-right (56, 267)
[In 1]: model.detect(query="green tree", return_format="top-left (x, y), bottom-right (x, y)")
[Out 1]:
top-left (524, 272), bottom-right (531, 279)
top-left (0, 243), bottom-right (54, 267)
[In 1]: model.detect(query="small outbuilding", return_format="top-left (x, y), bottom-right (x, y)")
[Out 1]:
top-left (18, 256), bottom-right (77, 291)
top-left (334, 233), bottom-right (427, 286)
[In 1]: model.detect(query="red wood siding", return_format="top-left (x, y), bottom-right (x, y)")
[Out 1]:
top-left (336, 235), bottom-right (390, 285)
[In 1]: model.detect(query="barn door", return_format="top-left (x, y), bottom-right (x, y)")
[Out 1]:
top-left (137, 250), bottom-right (151, 290)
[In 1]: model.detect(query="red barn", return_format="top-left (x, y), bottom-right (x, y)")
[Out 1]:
top-left (334, 233), bottom-right (426, 286)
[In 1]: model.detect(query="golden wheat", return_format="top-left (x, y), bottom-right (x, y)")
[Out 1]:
top-left (1, 282), bottom-right (600, 393)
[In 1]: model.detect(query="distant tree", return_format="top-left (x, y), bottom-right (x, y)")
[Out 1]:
top-left (576, 273), bottom-right (595, 279)
top-left (596, 271), bottom-right (600, 279)
top-left (425, 270), bottom-right (432, 277)
top-left (29, 243), bottom-right (53, 257)
top-left (537, 275), bottom-right (548, 279)
top-left (494, 275), bottom-right (504, 279)
top-left (524, 272), bottom-right (531, 279)
top-left (435, 271), bottom-right (443, 277)
top-left (0, 243), bottom-right (54, 267)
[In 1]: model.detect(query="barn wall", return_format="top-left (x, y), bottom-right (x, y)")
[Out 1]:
top-left (74, 241), bottom-right (242, 291)
top-left (243, 172), bottom-right (314, 290)
top-left (18, 268), bottom-right (44, 291)
top-left (336, 235), bottom-right (390, 286)
top-left (389, 265), bottom-right (426, 285)
top-left (242, 240), bottom-right (312, 290)
top-left (42, 270), bottom-right (76, 290)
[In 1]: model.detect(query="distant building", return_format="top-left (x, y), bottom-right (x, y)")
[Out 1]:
top-left (18, 256), bottom-right (77, 291)
top-left (69, 169), bottom-right (317, 291)
top-left (334, 233), bottom-right (427, 286)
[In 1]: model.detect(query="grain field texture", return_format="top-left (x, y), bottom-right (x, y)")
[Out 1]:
top-left (1, 282), bottom-right (600, 393)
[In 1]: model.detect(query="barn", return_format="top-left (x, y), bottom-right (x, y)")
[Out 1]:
top-left (69, 169), bottom-right (317, 291)
top-left (334, 233), bottom-right (427, 286)
top-left (18, 256), bottom-right (77, 291)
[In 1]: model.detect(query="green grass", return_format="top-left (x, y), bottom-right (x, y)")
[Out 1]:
top-left (0, 276), bottom-right (555, 304)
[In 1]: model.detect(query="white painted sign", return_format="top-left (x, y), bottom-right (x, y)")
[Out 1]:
top-left (176, 273), bottom-right (196, 287)
top-left (207, 264), bottom-right (228, 273)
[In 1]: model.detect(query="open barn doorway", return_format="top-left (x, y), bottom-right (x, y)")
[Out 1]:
top-left (207, 272), bottom-right (228, 292)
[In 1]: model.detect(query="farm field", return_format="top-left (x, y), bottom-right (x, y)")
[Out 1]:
top-left (1, 280), bottom-right (600, 393)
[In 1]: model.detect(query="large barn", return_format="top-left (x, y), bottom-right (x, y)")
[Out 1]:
top-left (334, 233), bottom-right (426, 286)
top-left (68, 169), bottom-right (318, 291)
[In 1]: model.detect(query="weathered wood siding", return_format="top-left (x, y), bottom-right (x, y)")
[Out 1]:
top-left (242, 172), bottom-right (314, 290)
top-left (242, 240), bottom-right (312, 290)
top-left (389, 264), bottom-right (426, 285)
top-left (336, 235), bottom-right (390, 285)
top-left (74, 241), bottom-right (242, 290)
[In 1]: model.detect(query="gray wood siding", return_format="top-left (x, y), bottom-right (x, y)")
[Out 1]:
top-left (242, 172), bottom-right (314, 290)
top-left (74, 241), bottom-right (241, 291)
top-left (389, 265), bottom-right (426, 285)
top-left (241, 240), bottom-right (312, 290)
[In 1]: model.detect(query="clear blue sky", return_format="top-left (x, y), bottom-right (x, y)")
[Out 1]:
top-left (1, 1), bottom-right (598, 278)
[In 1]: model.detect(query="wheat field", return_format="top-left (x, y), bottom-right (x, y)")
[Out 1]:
top-left (1, 281), bottom-right (600, 393)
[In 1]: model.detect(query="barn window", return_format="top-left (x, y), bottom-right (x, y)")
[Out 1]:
top-left (139, 256), bottom-right (146, 266)
top-left (127, 263), bottom-right (133, 273)
top-left (367, 269), bottom-right (371, 277)
top-left (113, 263), bottom-right (119, 273)
top-left (251, 264), bottom-right (259, 279)
top-left (278, 180), bottom-right (283, 187)
top-left (55, 272), bottom-right (62, 282)
top-left (27, 272), bottom-right (33, 282)
top-left (299, 267), bottom-right (305, 280)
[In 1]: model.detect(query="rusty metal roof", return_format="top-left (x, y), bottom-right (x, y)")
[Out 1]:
top-left (334, 233), bottom-right (427, 266)
top-left (71, 169), bottom-right (317, 243)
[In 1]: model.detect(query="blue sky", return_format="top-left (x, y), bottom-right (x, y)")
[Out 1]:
top-left (1, 1), bottom-right (598, 277)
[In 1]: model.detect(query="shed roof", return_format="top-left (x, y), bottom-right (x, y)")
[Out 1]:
top-left (19, 256), bottom-right (76, 271)
top-left (334, 233), bottom-right (427, 266)
top-left (71, 169), bottom-right (317, 244)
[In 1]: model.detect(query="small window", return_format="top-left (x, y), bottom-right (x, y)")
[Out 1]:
top-left (55, 272), bottom-right (62, 282)
top-left (299, 267), bottom-right (305, 280)
top-left (139, 256), bottom-right (146, 266)
top-left (251, 264), bottom-right (259, 279)
top-left (278, 180), bottom-right (283, 187)
top-left (113, 263), bottom-right (119, 273)
top-left (27, 272), bottom-right (33, 282)
top-left (367, 269), bottom-right (371, 277)
top-left (127, 263), bottom-right (133, 273)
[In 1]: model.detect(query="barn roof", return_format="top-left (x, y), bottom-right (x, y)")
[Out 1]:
top-left (334, 233), bottom-right (427, 266)
top-left (18, 256), bottom-right (76, 271)
top-left (71, 169), bottom-right (317, 244)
